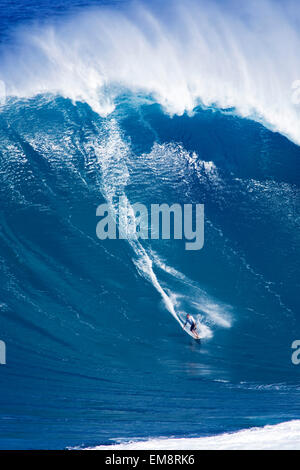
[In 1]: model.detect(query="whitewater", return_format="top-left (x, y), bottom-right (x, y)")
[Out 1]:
top-left (89, 421), bottom-right (300, 450)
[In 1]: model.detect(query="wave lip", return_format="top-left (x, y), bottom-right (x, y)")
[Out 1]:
top-left (88, 421), bottom-right (300, 450)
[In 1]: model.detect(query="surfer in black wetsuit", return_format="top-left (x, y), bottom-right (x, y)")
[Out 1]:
top-left (184, 313), bottom-right (197, 335)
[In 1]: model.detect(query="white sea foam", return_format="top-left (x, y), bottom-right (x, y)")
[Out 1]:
top-left (1, 0), bottom-right (300, 144)
top-left (87, 420), bottom-right (300, 450)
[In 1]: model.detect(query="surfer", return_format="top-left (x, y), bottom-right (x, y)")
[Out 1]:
top-left (183, 313), bottom-right (198, 336)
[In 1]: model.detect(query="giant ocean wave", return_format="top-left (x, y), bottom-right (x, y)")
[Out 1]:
top-left (2, 0), bottom-right (300, 142)
top-left (89, 420), bottom-right (300, 450)
top-left (0, 0), bottom-right (299, 450)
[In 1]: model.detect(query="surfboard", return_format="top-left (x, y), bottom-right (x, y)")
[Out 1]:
top-left (182, 324), bottom-right (201, 341)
